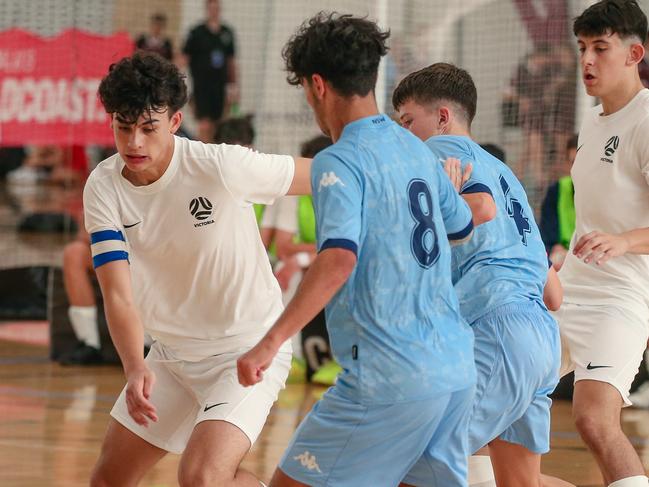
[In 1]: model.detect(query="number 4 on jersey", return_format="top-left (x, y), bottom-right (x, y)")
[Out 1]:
top-left (499, 175), bottom-right (531, 246)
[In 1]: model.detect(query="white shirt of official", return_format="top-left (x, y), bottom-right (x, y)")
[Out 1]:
top-left (83, 136), bottom-right (295, 360)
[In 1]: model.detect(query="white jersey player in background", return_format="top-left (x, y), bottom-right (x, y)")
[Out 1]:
top-left (85, 52), bottom-right (310, 487)
top-left (555, 1), bottom-right (649, 486)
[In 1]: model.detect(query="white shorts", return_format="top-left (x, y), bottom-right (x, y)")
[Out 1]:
top-left (110, 341), bottom-right (291, 454)
top-left (554, 302), bottom-right (649, 406)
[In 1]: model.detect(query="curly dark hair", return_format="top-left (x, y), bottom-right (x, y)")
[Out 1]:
top-left (574, 0), bottom-right (647, 43)
top-left (282, 12), bottom-right (390, 97)
top-left (392, 63), bottom-right (477, 125)
top-left (98, 51), bottom-right (188, 124)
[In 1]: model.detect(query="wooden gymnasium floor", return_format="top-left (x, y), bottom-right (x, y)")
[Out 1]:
top-left (1, 323), bottom-right (648, 487)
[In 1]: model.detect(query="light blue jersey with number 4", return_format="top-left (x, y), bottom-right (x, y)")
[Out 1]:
top-left (311, 114), bottom-right (476, 406)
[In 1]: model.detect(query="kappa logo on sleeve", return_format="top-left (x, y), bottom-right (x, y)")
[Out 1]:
top-left (318, 171), bottom-right (345, 192)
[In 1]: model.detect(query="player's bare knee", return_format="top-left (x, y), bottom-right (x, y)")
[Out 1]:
top-left (89, 466), bottom-right (116, 487)
top-left (573, 409), bottom-right (618, 449)
top-left (178, 465), bottom-right (234, 487)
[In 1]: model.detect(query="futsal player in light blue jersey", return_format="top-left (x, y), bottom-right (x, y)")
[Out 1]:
top-left (238, 14), bottom-right (478, 487)
top-left (394, 63), bottom-right (566, 487)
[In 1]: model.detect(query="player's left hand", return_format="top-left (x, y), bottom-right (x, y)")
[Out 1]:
top-left (237, 338), bottom-right (278, 387)
top-left (573, 231), bottom-right (630, 265)
top-left (444, 157), bottom-right (473, 192)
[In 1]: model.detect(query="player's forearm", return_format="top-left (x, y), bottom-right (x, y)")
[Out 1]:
top-left (265, 248), bottom-right (355, 348)
top-left (103, 296), bottom-right (146, 375)
top-left (621, 227), bottom-right (649, 254)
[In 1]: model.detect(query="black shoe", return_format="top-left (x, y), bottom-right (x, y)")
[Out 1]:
top-left (59, 343), bottom-right (104, 366)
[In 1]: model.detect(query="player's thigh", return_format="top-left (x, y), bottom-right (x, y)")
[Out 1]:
top-left (402, 386), bottom-right (474, 487)
top-left (279, 387), bottom-right (453, 487)
top-left (92, 419), bottom-right (167, 487)
top-left (563, 304), bottom-right (649, 406)
top-left (183, 351), bottom-right (291, 446)
top-left (178, 420), bottom-right (251, 483)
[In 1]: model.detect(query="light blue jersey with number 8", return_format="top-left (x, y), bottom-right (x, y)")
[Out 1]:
top-left (311, 114), bottom-right (476, 406)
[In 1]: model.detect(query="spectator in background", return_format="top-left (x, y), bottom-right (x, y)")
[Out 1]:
top-left (135, 13), bottom-right (173, 61)
top-left (182, 0), bottom-right (238, 143)
top-left (539, 134), bottom-right (578, 270)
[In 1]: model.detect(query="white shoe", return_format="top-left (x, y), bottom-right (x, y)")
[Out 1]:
top-left (629, 381), bottom-right (649, 408)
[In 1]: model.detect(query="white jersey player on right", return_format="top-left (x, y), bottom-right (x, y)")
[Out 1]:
top-left (557, 1), bottom-right (649, 486)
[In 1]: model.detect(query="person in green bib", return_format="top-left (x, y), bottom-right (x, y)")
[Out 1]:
top-left (540, 134), bottom-right (578, 270)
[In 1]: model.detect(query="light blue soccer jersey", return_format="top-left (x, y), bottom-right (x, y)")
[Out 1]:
top-left (425, 135), bottom-right (549, 324)
top-left (311, 114), bottom-right (475, 405)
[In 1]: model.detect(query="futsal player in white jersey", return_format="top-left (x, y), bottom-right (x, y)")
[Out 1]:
top-left (556, 1), bottom-right (649, 485)
top-left (85, 52), bottom-right (310, 487)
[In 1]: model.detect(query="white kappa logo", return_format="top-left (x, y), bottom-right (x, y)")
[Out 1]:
top-left (293, 451), bottom-right (322, 473)
top-left (318, 171), bottom-right (345, 192)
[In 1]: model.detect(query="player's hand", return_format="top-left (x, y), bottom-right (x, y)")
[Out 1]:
top-left (573, 231), bottom-right (630, 265)
top-left (275, 257), bottom-right (300, 291)
top-left (125, 365), bottom-right (158, 427)
top-left (443, 157), bottom-right (473, 192)
top-left (237, 338), bottom-right (278, 387)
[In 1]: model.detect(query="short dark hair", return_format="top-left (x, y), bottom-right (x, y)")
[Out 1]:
top-left (98, 52), bottom-right (188, 124)
top-left (480, 143), bottom-right (506, 163)
top-left (567, 134), bottom-right (579, 152)
top-left (300, 135), bottom-right (332, 158)
top-left (283, 12), bottom-right (390, 97)
top-left (214, 115), bottom-right (255, 145)
top-left (392, 63), bottom-right (477, 125)
top-left (574, 0), bottom-right (647, 43)
top-left (151, 13), bottom-right (167, 24)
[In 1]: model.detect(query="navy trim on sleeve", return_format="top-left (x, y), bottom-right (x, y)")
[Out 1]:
top-left (320, 238), bottom-right (358, 256)
top-left (447, 220), bottom-right (474, 241)
top-left (461, 183), bottom-right (493, 196)
top-left (93, 250), bottom-right (129, 269)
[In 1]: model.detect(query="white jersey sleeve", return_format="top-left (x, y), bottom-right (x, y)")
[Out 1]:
top-left (217, 144), bottom-right (295, 206)
top-left (83, 169), bottom-right (129, 269)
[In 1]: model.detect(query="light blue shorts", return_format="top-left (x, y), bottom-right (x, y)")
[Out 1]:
top-left (279, 384), bottom-right (474, 487)
top-left (468, 300), bottom-right (560, 454)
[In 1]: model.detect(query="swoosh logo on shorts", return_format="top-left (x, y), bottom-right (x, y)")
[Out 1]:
top-left (124, 221), bottom-right (141, 229)
top-left (586, 362), bottom-right (612, 370)
top-left (204, 402), bottom-right (228, 412)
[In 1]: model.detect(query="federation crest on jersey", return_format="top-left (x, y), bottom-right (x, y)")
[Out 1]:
top-left (601, 136), bottom-right (619, 163)
top-left (318, 171), bottom-right (345, 192)
top-left (190, 197), bottom-right (215, 227)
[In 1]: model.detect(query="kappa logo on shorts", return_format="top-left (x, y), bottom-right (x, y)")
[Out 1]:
top-left (294, 451), bottom-right (322, 473)
top-left (190, 196), bottom-right (215, 228)
top-left (601, 136), bottom-right (619, 163)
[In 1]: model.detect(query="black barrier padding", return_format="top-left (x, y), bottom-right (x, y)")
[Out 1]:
top-left (18, 213), bottom-right (78, 234)
top-left (47, 267), bottom-right (120, 364)
top-left (0, 266), bottom-right (49, 319)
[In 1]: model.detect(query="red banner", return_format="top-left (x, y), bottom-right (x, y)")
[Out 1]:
top-left (0, 29), bottom-right (133, 146)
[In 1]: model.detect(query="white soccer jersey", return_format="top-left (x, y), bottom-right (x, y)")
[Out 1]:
top-left (83, 136), bottom-right (295, 360)
top-left (559, 89), bottom-right (649, 320)
top-left (261, 196), bottom-right (298, 234)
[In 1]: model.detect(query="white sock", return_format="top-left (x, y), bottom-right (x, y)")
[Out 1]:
top-left (609, 476), bottom-right (649, 487)
top-left (68, 306), bottom-right (100, 349)
top-left (259, 482), bottom-right (267, 487)
top-left (468, 455), bottom-right (496, 486)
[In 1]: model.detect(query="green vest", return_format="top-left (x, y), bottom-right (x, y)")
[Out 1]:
top-left (557, 176), bottom-right (576, 249)
top-left (297, 196), bottom-right (316, 243)
top-left (254, 204), bottom-right (265, 225)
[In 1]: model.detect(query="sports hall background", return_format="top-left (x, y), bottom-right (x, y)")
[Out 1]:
top-left (1, 1), bottom-right (649, 486)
